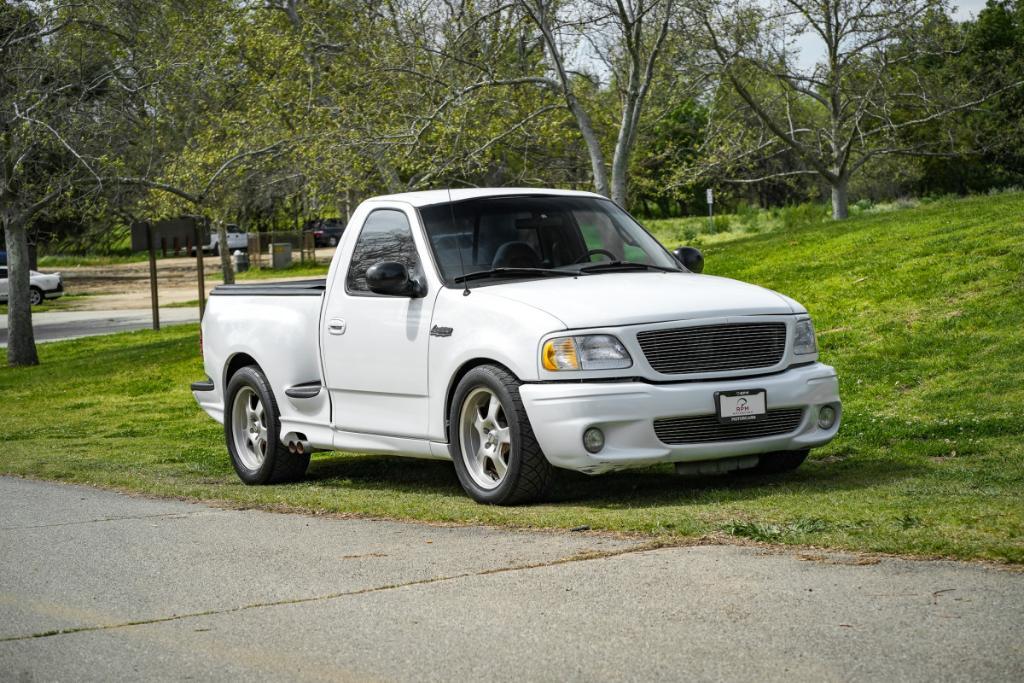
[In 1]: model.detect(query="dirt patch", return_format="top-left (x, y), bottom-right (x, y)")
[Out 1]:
top-left (53, 252), bottom-right (332, 310)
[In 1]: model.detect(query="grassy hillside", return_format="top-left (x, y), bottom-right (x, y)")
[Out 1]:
top-left (2, 192), bottom-right (1022, 561)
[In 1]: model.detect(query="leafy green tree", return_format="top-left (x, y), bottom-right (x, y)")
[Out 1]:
top-left (115, 1), bottom-right (314, 282)
top-left (1, 1), bottom-right (141, 366)
top-left (695, 0), bottom-right (1023, 219)
top-left (909, 0), bottom-right (1024, 193)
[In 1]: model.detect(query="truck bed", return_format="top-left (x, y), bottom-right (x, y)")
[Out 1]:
top-left (197, 278), bottom-right (328, 430)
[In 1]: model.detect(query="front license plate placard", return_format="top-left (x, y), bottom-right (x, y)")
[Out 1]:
top-left (715, 389), bottom-right (767, 424)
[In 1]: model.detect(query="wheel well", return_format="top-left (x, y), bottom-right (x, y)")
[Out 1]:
top-left (444, 358), bottom-right (518, 441)
top-left (224, 353), bottom-right (259, 388)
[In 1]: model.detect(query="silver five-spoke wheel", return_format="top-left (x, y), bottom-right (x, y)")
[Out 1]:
top-left (231, 386), bottom-right (268, 471)
top-left (459, 387), bottom-right (512, 490)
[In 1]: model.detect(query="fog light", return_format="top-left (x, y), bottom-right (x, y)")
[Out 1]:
top-left (583, 427), bottom-right (605, 454)
top-left (817, 405), bottom-right (837, 430)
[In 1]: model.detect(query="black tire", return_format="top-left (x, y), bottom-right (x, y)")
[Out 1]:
top-left (212, 244), bottom-right (220, 257)
top-left (29, 287), bottom-right (44, 307)
top-left (224, 365), bottom-right (310, 484)
top-left (449, 364), bottom-right (554, 504)
top-left (328, 235), bottom-right (338, 247)
top-left (751, 449), bottom-right (809, 474)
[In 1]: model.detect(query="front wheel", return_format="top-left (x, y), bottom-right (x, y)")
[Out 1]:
top-left (449, 365), bottom-right (553, 504)
top-left (225, 366), bottom-right (310, 484)
top-left (29, 287), bottom-right (44, 306)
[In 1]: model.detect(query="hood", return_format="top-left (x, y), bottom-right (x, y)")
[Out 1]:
top-left (480, 271), bottom-right (801, 329)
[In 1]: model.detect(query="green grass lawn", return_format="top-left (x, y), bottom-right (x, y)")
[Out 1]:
top-left (2, 192), bottom-right (1022, 562)
top-left (234, 262), bottom-right (329, 280)
top-left (0, 293), bottom-right (97, 315)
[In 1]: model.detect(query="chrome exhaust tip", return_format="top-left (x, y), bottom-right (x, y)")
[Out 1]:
top-left (283, 432), bottom-right (312, 456)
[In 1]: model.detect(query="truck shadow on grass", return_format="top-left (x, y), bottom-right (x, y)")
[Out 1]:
top-left (304, 450), bottom-right (929, 508)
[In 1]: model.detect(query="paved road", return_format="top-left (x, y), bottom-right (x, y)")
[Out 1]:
top-left (1, 477), bottom-right (1021, 682)
top-left (0, 308), bottom-right (199, 347)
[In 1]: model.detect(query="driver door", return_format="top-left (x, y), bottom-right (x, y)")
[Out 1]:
top-left (320, 207), bottom-right (435, 439)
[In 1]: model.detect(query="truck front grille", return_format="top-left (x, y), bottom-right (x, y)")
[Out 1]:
top-left (636, 322), bottom-right (787, 375)
top-left (654, 408), bottom-right (804, 445)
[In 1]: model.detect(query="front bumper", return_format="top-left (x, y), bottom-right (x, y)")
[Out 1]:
top-left (519, 362), bottom-right (840, 474)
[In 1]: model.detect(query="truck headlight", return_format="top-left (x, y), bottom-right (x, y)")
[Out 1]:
top-left (793, 318), bottom-right (817, 356)
top-left (542, 335), bottom-right (632, 371)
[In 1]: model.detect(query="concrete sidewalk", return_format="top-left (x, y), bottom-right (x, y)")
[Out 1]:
top-left (1, 477), bottom-right (1021, 681)
top-left (0, 307), bottom-right (199, 346)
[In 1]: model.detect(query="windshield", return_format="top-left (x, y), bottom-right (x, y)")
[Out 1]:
top-left (418, 195), bottom-right (680, 285)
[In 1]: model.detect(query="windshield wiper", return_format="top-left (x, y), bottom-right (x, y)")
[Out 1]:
top-left (452, 267), bottom-right (580, 284)
top-left (577, 261), bottom-right (680, 274)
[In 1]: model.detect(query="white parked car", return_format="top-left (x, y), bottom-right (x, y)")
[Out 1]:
top-left (193, 225), bottom-right (248, 255)
top-left (193, 189), bottom-right (841, 504)
top-left (0, 267), bottom-right (65, 306)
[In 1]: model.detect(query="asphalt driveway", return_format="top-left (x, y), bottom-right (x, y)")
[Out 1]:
top-left (0, 477), bottom-right (1020, 681)
top-left (0, 308), bottom-right (199, 346)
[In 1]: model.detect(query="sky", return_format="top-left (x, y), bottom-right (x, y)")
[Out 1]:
top-left (950, 0), bottom-right (992, 18)
top-left (792, 1), bottom-right (993, 70)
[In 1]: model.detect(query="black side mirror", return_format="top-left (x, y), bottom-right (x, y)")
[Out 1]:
top-left (366, 261), bottom-right (425, 297)
top-left (672, 246), bottom-right (704, 274)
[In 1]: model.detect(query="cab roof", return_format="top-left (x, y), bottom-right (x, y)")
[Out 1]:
top-left (364, 187), bottom-right (606, 208)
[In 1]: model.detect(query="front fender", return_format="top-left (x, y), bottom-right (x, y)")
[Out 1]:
top-left (426, 288), bottom-right (566, 442)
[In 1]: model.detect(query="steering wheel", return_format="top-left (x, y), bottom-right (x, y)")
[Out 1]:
top-left (573, 248), bottom-right (618, 264)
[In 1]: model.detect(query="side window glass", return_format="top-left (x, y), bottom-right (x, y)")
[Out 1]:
top-left (346, 209), bottom-right (419, 294)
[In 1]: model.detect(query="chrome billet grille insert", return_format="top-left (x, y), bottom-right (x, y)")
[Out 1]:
top-left (654, 408), bottom-right (804, 445)
top-left (636, 322), bottom-right (787, 374)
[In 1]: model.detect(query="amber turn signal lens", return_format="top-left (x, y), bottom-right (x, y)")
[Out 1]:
top-left (542, 338), bottom-right (580, 371)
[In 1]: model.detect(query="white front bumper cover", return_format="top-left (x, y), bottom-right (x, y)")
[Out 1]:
top-left (519, 362), bottom-right (840, 474)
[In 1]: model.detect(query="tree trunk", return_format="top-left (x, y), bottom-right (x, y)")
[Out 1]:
top-left (3, 217), bottom-right (39, 367)
top-left (567, 97), bottom-right (610, 199)
top-left (610, 130), bottom-right (633, 207)
top-left (831, 177), bottom-right (850, 220)
top-left (216, 219), bottom-right (235, 285)
top-left (610, 90), bottom-right (641, 208)
top-left (610, 150), bottom-right (628, 207)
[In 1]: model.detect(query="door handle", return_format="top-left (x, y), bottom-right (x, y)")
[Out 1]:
top-left (327, 318), bottom-right (346, 335)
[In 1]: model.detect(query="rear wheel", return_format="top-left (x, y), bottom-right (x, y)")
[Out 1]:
top-left (449, 365), bottom-right (553, 504)
top-left (225, 366), bottom-right (310, 484)
top-left (29, 287), bottom-right (44, 306)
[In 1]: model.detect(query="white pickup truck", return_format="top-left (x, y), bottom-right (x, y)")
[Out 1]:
top-left (193, 188), bottom-right (840, 504)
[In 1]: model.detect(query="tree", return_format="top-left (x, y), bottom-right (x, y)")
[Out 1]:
top-left (323, 0), bottom-right (679, 206)
top-left (514, 0), bottom-right (676, 206)
top-left (114, 1), bottom-right (312, 283)
top-left (910, 0), bottom-right (1024, 194)
top-left (695, 0), bottom-right (1024, 219)
top-left (1, 1), bottom-right (126, 366)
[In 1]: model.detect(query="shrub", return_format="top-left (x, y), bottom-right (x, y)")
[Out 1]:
top-left (711, 214), bottom-right (733, 233)
top-left (780, 202), bottom-right (829, 230)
